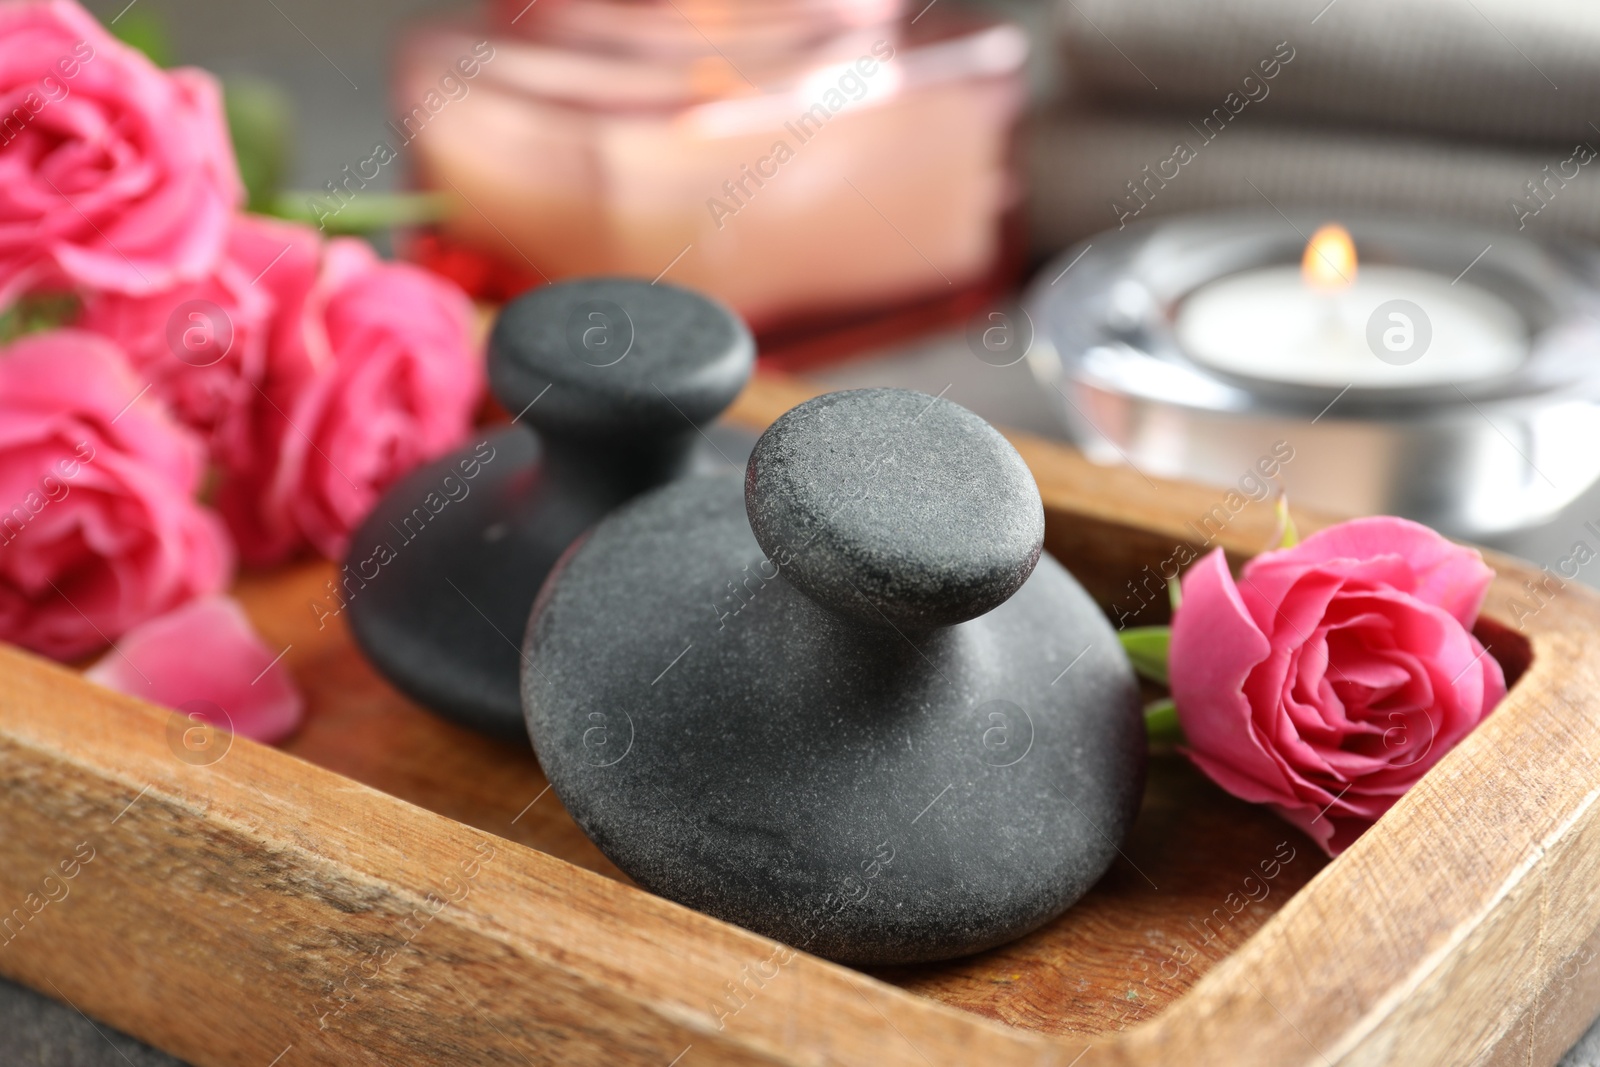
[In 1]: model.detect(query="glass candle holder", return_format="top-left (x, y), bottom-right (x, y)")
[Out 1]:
top-left (394, 0), bottom-right (1027, 338)
top-left (1025, 210), bottom-right (1600, 539)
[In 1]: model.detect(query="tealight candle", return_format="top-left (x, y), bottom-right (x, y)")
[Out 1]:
top-left (1175, 224), bottom-right (1527, 388)
top-left (1028, 210), bottom-right (1600, 540)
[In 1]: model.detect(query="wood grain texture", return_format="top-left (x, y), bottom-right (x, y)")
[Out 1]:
top-left (0, 371), bottom-right (1595, 1067)
top-left (0, 647), bottom-right (1055, 1067)
top-left (234, 563), bottom-right (625, 884)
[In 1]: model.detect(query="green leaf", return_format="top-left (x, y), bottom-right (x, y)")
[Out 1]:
top-left (0, 292), bottom-right (80, 343)
top-left (271, 191), bottom-right (450, 235)
top-left (225, 78), bottom-right (293, 214)
top-left (1118, 625), bottom-right (1171, 687)
top-left (1168, 576), bottom-right (1182, 614)
top-left (1275, 494), bottom-right (1300, 549)
top-left (1144, 698), bottom-right (1184, 746)
top-left (107, 9), bottom-right (175, 67)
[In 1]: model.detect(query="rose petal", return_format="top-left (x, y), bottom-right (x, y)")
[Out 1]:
top-left (1170, 549), bottom-right (1295, 800)
top-left (78, 214), bottom-right (280, 465)
top-left (1239, 552), bottom-right (1412, 635)
top-left (85, 595), bottom-right (303, 743)
top-left (1271, 801), bottom-right (1379, 857)
top-left (1256, 516), bottom-right (1494, 628)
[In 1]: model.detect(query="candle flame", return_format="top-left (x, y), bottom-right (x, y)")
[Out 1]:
top-left (1301, 223), bottom-right (1357, 292)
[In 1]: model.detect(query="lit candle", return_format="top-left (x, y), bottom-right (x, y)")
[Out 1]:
top-left (1175, 224), bottom-right (1527, 388)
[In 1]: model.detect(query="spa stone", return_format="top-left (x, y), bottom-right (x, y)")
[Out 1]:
top-left (346, 277), bottom-right (753, 739)
top-left (523, 388), bottom-right (1146, 965)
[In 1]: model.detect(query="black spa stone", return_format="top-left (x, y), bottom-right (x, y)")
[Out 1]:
top-left (746, 388), bottom-right (1046, 629)
top-left (523, 389), bottom-right (1145, 965)
top-left (345, 278), bottom-right (754, 739)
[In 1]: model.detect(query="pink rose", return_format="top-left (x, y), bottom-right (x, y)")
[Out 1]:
top-left (219, 237), bottom-right (481, 563)
top-left (0, 0), bottom-right (241, 301)
top-left (0, 330), bottom-right (232, 659)
top-left (1169, 517), bottom-right (1506, 855)
top-left (78, 214), bottom-right (290, 466)
top-left (198, 216), bottom-right (324, 561)
top-left (87, 595), bottom-right (304, 743)
top-left (232, 213), bottom-right (330, 382)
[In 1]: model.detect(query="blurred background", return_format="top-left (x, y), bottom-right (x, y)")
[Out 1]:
top-left (67, 0), bottom-right (1600, 586)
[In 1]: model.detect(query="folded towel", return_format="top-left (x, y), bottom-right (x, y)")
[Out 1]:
top-left (1026, 107), bottom-right (1600, 249)
top-left (1057, 0), bottom-right (1600, 145)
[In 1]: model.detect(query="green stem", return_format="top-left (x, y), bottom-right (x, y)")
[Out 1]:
top-left (1144, 698), bottom-right (1184, 746)
top-left (270, 191), bottom-right (450, 235)
top-left (1118, 625), bottom-right (1171, 687)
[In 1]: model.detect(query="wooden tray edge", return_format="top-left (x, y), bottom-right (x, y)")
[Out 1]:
top-left (0, 646), bottom-right (1057, 1067)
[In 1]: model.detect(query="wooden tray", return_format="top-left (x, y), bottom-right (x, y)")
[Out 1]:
top-left (3, 373), bottom-right (1598, 1067)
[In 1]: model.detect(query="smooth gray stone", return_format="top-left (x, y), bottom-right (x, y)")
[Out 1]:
top-left (346, 278), bottom-right (753, 739)
top-left (488, 277), bottom-right (754, 440)
top-left (343, 422), bottom-right (753, 738)
top-left (745, 389), bottom-right (1046, 629)
top-left (523, 469), bottom-right (1144, 965)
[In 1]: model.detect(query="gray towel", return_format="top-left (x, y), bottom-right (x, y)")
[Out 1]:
top-left (1026, 107), bottom-right (1600, 249)
top-left (1057, 0), bottom-right (1600, 144)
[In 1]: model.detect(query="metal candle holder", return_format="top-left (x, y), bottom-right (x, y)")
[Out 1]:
top-left (1024, 210), bottom-right (1600, 539)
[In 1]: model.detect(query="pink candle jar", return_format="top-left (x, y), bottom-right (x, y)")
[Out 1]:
top-left (394, 0), bottom-right (1027, 341)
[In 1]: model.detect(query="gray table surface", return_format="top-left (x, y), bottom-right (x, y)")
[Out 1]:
top-left (11, 1), bottom-right (1595, 1062)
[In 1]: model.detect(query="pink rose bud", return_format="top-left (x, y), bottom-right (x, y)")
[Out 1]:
top-left (1169, 516), bottom-right (1506, 855)
top-left (0, 0), bottom-right (242, 301)
top-left (0, 330), bottom-right (232, 659)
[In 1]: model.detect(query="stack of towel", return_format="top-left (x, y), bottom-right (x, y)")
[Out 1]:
top-left (1027, 0), bottom-right (1600, 249)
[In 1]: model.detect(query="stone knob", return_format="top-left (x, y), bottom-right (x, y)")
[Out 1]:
top-left (744, 388), bottom-right (1045, 629)
top-left (488, 277), bottom-right (754, 442)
